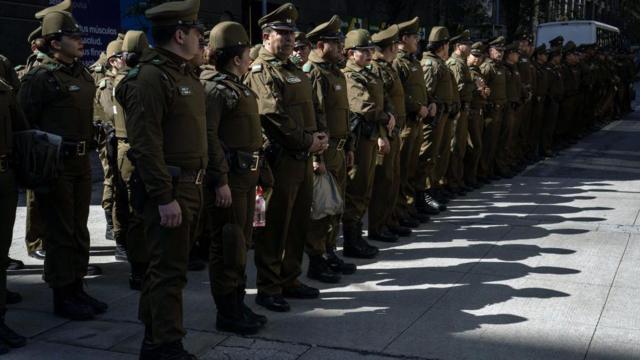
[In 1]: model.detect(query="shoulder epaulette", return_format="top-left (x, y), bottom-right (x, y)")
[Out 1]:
top-left (302, 62), bottom-right (313, 73)
top-left (98, 78), bottom-right (107, 89)
top-left (126, 66), bottom-right (140, 79)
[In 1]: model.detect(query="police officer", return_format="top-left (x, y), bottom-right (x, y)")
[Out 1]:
top-left (542, 46), bottom-right (564, 156)
top-left (18, 10), bottom-right (107, 320)
top-left (201, 21), bottom-right (267, 335)
top-left (516, 33), bottom-right (537, 165)
top-left (113, 30), bottom-right (150, 290)
top-left (557, 41), bottom-right (581, 147)
top-left (341, 28), bottom-right (393, 258)
top-left (303, 15), bottom-right (357, 280)
top-left (479, 36), bottom-right (507, 180)
top-left (291, 31), bottom-right (311, 68)
top-left (115, 0), bottom-right (207, 357)
top-left (446, 30), bottom-right (474, 195)
top-left (392, 17), bottom-right (433, 226)
top-left (369, 25), bottom-right (412, 241)
top-left (501, 42), bottom-right (523, 177)
top-left (95, 38), bottom-right (123, 247)
top-left (418, 26), bottom-right (453, 208)
top-left (464, 42), bottom-right (490, 187)
top-left (531, 44), bottom-right (550, 158)
top-left (245, 3), bottom-right (327, 312)
top-left (0, 65), bottom-right (28, 355)
top-left (21, 0), bottom-right (73, 262)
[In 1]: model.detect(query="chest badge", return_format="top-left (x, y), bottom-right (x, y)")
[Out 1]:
top-left (286, 75), bottom-right (301, 84)
top-left (179, 86), bottom-right (192, 96)
top-left (411, 67), bottom-right (418, 72)
top-left (334, 84), bottom-right (342, 91)
top-left (497, 71), bottom-right (503, 76)
top-left (68, 85), bottom-right (81, 92)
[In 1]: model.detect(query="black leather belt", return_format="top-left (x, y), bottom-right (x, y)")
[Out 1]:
top-left (176, 169), bottom-right (205, 184)
top-left (330, 137), bottom-right (347, 151)
top-left (62, 140), bottom-right (89, 157)
top-left (0, 155), bottom-right (9, 173)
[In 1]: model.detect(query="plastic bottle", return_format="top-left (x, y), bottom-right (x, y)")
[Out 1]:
top-left (253, 186), bottom-right (266, 228)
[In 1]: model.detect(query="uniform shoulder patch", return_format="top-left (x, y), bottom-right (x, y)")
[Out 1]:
top-left (251, 64), bottom-right (263, 73)
top-left (98, 79), bottom-right (107, 89)
top-left (424, 59), bottom-right (433, 66)
top-left (302, 62), bottom-right (313, 73)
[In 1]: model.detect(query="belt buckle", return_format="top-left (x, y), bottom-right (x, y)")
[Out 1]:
top-left (250, 155), bottom-right (260, 171)
top-left (195, 169), bottom-right (204, 185)
top-left (77, 141), bottom-right (86, 156)
top-left (336, 139), bottom-right (346, 151)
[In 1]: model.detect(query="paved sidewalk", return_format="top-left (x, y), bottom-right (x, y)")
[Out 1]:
top-left (6, 109), bottom-right (640, 359)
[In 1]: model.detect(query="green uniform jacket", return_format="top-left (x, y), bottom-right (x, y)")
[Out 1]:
top-left (393, 49), bottom-right (428, 114)
top-left (304, 50), bottom-right (353, 152)
top-left (342, 59), bottom-right (391, 139)
top-left (518, 56), bottom-right (536, 102)
top-left (244, 47), bottom-right (317, 152)
top-left (421, 51), bottom-right (454, 105)
top-left (0, 78), bottom-right (28, 156)
top-left (201, 66), bottom-right (263, 188)
top-left (505, 62), bottom-right (524, 104)
top-left (480, 58), bottom-right (508, 105)
top-left (19, 57), bottom-right (95, 143)
top-left (469, 65), bottom-right (488, 109)
top-left (447, 52), bottom-right (474, 103)
top-left (115, 48), bottom-right (208, 205)
top-left (371, 55), bottom-right (406, 128)
top-left (547, 63), bottom-right (564, 102)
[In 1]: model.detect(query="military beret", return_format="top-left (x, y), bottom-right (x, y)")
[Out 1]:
top-left (35, 0), bottom-right (72, 20)
top-left (145, 0), bottom-right (201, 27)
top-left (28, 26), bottom-right (42, 43)
top-left (294, 31), bottom-right (310, 48)
top-left (450, 30), bottom-right (471, 45)
top-left (533, 43), bottom-right (547, 56)
top-left (470, 41), bottom-right (486, 56)
top-left (397, 17), bottom-right (420, 35)
top-left (249, 44), bottom-right (263, 61)
top-left (549, 35), bottom-right (564, 47)
top-left (122, 30), bottom-right (149, 53)
top-left (504, 41), bottom-right (520, 54)
top-left (41, 11), bottom-right (82, 37)
top-left (209, 21), bottom-right (250, 50)
top-left (307, 15), bottom-right (343, 42)
top-left (563, 40), bottom-right (577, 54)
top-left (344, 29), bottom-right (374, 50)
top-left (371, 25), bottom-right (399, 48)
top-left (428, 26), bottom-right (449, 43)
top-left (489, 36), bottom-right (505, 49)
top-left (258, 2), bottom-right (297, 31)
top-left (106, 39), bottom-right (123, 58)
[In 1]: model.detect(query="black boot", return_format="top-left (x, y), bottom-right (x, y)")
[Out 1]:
top-left (214, 292), bottom-right (262, 335)
top-left (114, 232), bottom-right (128, 262)
top-left (0, 318), bottom-right (26, 348)
top-left (368, 227), bottom-right (399, 242)
top-left (307, 255), bottom-right (341, 283)
top-left (409, 211), bottom-right (431, 224)
top-left (415, 191), bottom-right (440, 215)
top-left (342, 223), bottom-right (378, 259)
top-left (326, 248), bottom-right (356, 275)
top-left (6, 258), bottom-right (24, 271)
top-left (237, 287), bottom-right (267, 326)
top-left (104, 210), bottom-right (114, 240)
top-left (53, 285), bottom-right (94, 320)
top-left (140, 339), bottom-right (197, 360)
top-left (129, 262), bottom-right (147, 291)
top-left (73, 280), bottom-right (108, 314)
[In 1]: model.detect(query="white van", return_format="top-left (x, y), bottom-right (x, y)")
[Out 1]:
top-left (536, 20), bottom-right (620, 48)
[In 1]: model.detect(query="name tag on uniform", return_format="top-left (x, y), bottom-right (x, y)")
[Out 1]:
top-left (179, 86), bottom-right (192, 96)
top-left (497, 71), bottom-right (503, 75)
top-left (286, 75), bottom-right (301, 84)
top-left (335, 84), bottom-right (342, 91)
top-left (68, 85), bottom-right (81, 92)
top-left (244, 89), bottom-right (252, 96)
top-left (411, 67), bottom-right (418, 72)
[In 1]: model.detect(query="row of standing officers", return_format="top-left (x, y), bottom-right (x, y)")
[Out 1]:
top-left (0, 0), bottom-right (636, 359)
